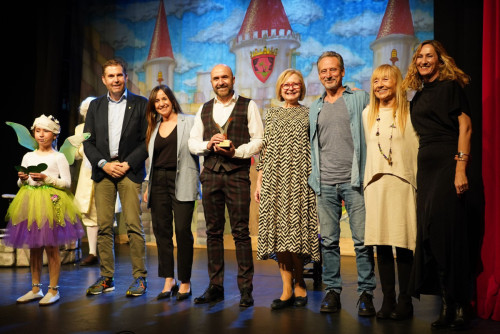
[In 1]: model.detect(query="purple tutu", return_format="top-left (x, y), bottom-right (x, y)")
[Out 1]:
top-left (4, 185), bottom-right (85, 248)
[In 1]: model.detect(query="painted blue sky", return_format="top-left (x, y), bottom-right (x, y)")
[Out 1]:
top-left (87, 0), bottom-right (433, 96)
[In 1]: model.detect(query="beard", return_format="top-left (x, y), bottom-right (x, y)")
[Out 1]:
top-left (214, 85), bottom-right (234, 99)
top-left (322, 78), bottom-right (342, 91)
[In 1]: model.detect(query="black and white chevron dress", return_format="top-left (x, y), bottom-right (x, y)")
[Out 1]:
top-left (256, 105), bottom-right (320, 262)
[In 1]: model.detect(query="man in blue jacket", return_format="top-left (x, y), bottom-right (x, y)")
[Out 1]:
top-left (309, 51), bottom-right (376, 316)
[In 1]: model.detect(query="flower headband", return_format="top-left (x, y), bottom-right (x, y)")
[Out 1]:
top-left (31, 114), bottom-right (61, 135)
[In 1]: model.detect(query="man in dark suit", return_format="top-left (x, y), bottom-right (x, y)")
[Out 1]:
top-left (83, 58), bottom-right (148, 297)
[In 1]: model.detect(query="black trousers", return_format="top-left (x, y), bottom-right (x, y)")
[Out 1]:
top-left (150, 169), bottom-right (195, 282)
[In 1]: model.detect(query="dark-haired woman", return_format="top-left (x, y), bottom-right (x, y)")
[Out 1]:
top-left (144, 85), bottom-right (200, 301)
top-left (403, 40), bottom-right (474, 330)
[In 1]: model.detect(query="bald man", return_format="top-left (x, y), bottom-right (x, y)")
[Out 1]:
top-left (188, 64), bottom-right (263, 307)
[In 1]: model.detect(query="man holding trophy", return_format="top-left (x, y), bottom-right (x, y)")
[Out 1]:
top-left (188, 64), bottom-right (264, 307)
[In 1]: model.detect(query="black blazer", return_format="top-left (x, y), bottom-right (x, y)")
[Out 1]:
top-left (83, 91), bottom-right (148, 183)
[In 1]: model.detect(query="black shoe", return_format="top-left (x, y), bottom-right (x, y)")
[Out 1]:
top-left (376, 295), bottom-right (396, 319)
top-left (432, 298), bottom-right (454, 328)
top-left (239, 288), bottom-right (254, 307)
top-left (358, 291), bottom-right (376, 317)
top-left (449, 303), bottom-right (471, 330)
top-left (80, 254), bottom-right (98, 266)
top-left (271, 296), bottom-right (295, 310)
top-left (194, 285), bottom-right (224, 304)
top-left (376, 302), bottom-right (396, 319)
top-left (157, 284), bottom-right (179, 300)
top-left (320, 290), bottom-right (341, 313)
top-left (390, 301), bottom-right (413, 320)
top-left (176, 289), bottom-right (192, 301)
top-left (294, 295), bottom-right (308, 307)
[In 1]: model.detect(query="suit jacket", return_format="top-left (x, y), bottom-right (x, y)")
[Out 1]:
top-left (145, 113), bottom-right (200, 206)
top-left (83, 91), bottom-right (148, 184)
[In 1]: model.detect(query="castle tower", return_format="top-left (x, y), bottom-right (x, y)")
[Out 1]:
top-left (143, 0), bottom-right (175, 94)
top-left (229, 0), bottom-right (300, 109)
top-left (370, 0), bottom-right (418, 77)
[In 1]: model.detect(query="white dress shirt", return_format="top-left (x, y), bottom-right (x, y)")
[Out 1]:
top-left (107, 90), bottom-right (128, 159)
top-left (188, 93), bottom-right (264, 159)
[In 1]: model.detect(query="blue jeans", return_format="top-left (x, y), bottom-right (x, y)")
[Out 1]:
top-left (317, 183), bottom-right (375, 294)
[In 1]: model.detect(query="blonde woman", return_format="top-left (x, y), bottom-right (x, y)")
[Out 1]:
top-left (363, 64), bottom-right (419, 320)
top-left (255, 69), bottom-right (319, 310)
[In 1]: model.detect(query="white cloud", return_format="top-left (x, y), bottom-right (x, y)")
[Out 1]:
top-left (283, 0), bottom-right (323, 25)
top-left (120, 1), bottom-right (158, 22)
top-left (119, 1), bottom-right (224, 22)
top-left (329, 10), bottom-right (383, 37)
top-left (297, 37), bottom-right (366, 67)
top-left (128, 59), bottom-right (146, 73)
top-left (174, 53), bottom-right (201, 74)
top-left (92, 19), bottom-right (146, 50)
top-left (183, 76), bottom-right (198, 87)
top-left (412, 9), bottom-right (433, 32)
top-left (167, 0), bottom-right (223, 19)
top-left (189, 8), bottom-right (245, 44)
top-left (351, 66), bottom-right (373, 83)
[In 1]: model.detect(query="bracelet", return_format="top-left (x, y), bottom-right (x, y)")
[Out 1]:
top-left (457, 152), bottom-right (470, 159)
top-left (454, 155), bottom-right (469, 162)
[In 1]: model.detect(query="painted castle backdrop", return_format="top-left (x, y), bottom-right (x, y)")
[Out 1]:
top-left (80, 0), bottom-right (434, 249)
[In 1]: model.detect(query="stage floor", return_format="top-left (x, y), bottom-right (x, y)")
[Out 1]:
top-left (0, 243), bottom-right (498, 334)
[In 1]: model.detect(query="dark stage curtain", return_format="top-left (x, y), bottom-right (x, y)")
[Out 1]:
top-left (477, 0), bottom-right (500, 321)
top-left (1, 1), bottom-right (85, 225)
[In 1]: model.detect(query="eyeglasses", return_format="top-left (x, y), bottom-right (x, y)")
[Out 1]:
top-left (282, 82), bottom-right (301, 90)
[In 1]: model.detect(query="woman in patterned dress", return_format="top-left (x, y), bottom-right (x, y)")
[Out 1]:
top-left (255, 69), bottom-right (319, 310)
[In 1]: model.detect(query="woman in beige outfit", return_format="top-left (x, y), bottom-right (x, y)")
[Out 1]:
top-left (362, 65), bottom-right (419, 320)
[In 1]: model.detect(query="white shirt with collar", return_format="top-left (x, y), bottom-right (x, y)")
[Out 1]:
top-left (107, 89), bottom-right (128, 159)
top-left (188, 93), bottom-right (264, 159)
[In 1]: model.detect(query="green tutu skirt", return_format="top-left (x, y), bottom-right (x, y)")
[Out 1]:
top-left (4, 185), bottom-right (84, 248)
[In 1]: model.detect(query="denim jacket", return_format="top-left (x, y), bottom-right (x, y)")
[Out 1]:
top-left (308, 86), bottom-right (369, 194)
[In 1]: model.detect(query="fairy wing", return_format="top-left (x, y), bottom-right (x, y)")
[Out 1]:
top-left (6, 121), bottom-right (38, 150)
top-left (59, 132), bottom-right (91, 165)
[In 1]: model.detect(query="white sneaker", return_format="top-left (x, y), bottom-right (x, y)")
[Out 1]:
top-left (17, 290), bottom-right (44, 303)
top-left (39, 291), bottom-right (60, 306)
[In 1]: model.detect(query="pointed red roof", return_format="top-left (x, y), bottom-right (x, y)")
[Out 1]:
top-left (376, 0), bottom-right (415, 39)
top-left (237, 0), bottom-right (292, 39)
top-left (147, 0), bottom-right (174, 60)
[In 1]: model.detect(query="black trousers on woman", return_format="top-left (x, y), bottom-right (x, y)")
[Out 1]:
top-left (150, 169), bottom-right (195, 282)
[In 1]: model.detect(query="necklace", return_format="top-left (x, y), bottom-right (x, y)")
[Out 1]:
top-left (376, 111), bottom-right (396, 166)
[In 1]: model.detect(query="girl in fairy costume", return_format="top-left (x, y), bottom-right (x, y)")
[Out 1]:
top-left (4, 114), bottom-right (84, 306)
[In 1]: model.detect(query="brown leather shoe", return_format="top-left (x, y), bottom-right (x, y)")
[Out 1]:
top-left (80, 254), bottom-right (98, 266)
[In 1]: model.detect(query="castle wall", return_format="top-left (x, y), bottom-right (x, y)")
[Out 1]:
top-left (143, 57), bottom-right (175, 94)
top-left (370, 34), bottom-right (419, 78)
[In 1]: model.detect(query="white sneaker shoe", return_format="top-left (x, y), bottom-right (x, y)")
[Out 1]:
top-left (39, 291), bottom-right (60, 306)
top-left (17, 290), bottom-right (44, 303)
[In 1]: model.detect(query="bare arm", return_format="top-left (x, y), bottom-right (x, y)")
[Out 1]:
top-left (454, 112), bottom-right (472, 195)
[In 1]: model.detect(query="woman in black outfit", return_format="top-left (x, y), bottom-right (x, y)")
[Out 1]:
top-left (402, 40), bottom-right (474, 330)
top-left (144, 85), bottom-right (200, 301)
